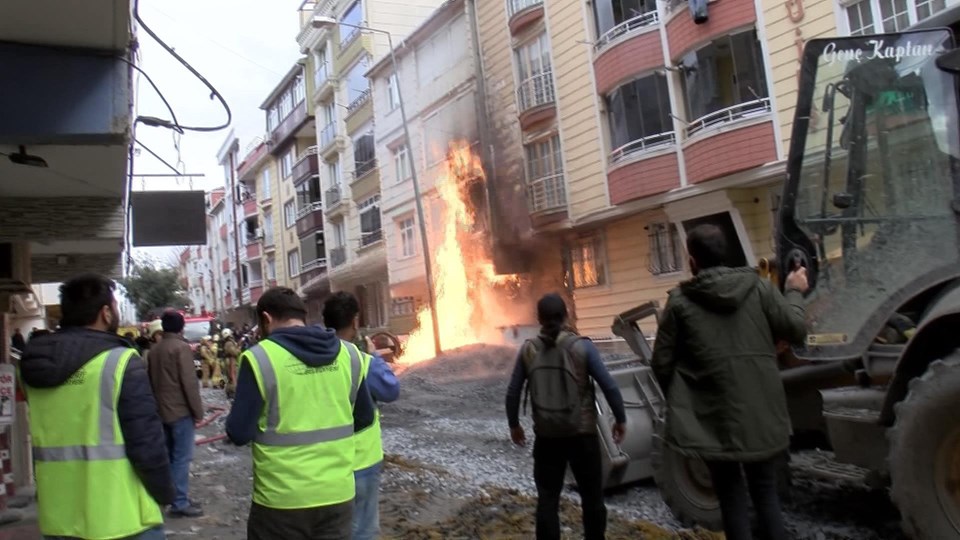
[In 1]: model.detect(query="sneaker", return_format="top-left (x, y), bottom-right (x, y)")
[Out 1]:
top-left (169, 505), bottom-right (204, 518)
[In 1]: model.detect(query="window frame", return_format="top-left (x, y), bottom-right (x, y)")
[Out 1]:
top-left (394, 144), bottom-right (412, 183)
top-left (280, 149), bottom-right (295, 179)
top-left (283, 200), bottom-right (297, 228)
top-left (287, 249), bottom-right (301, 277)
top-left (399, 216), bottom-right (417, 258)
top-left (387, 73), bottom-right (401, 110)
top-left (647, 222), bottom-right (684, 276)
top-left (260, 168), bottom-right (272, 200)
top-left (358, 194), bottom-right (383, 247)
top-left (339, 1), bottom-right (363, 47)
top-left (565, 233), bottom-right (608, 289)
top-left (843, 0), bottom-right (947, 35)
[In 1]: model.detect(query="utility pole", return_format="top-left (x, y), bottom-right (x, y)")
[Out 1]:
top-left (229, 150), bottom-right (245, 321)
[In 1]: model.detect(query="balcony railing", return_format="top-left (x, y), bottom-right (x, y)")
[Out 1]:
top-left (507, 0), bottom-right (543, 17)
top-left (346, 89), bottom-right (371, 115)
top-left (296, 201), bottom-right (324, 237)
top-left (360, 228), bottom-right (383, 248)
top-left (354, 158), bottom-right (377, 178)
top-left (242, 198), bottom-right (258, 217)
top-left (325, 185), bottom-right (342, 209)
top-left (665, 0), bottom-right (687, 12)
top-left (330, 246), bottom-right (347, 268)
top-left (296, 201), bottom-right (323, 220)
top-left (269, 100), bottom-right (308, 149)
top-left (340, 25), bottom-right (361, 48)
top-left (609, 132), bottom-right (677, 164)
top-left (320, 121), bottom-right (337, 149)
top-left (292, 146), bottom-right (319, 184)
top-left (685, 98), bottom-right (771, 138)
top-left (526, 173), bottom-right (567, 214)
top-left (595, 11), bottom-right (660, 51)
top-left (301, 258), bottom-right (327, 273)
top-left (516, 72), bottom-right (556, 113)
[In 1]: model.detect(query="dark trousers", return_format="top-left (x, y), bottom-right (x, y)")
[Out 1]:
top-left (705, 458), bottom-right (788, 540)
top-left (533, 434), bottom-right (607, 540)
top-left (247, 500), bottom-right (353, 540)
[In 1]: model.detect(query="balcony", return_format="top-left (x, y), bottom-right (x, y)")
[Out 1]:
top-left (245, 241), bottom-right (261, 260)
top-left (238, 138), bottom-right (269, 181)
top-left (300, 257), bottom-right (328, 283)
top-left (221, 258), bottom-right (230, 274)
top-left (248, 281), bottom-right (264, 304)
top-left (330, 246), bottom-right (347, 268)
top-left (593, 13), bottom-right (664, 95)
top-left (610, 132), bottom-right (677, 165)
top-left (346, 89), bottom-right (371, 116)
top-left (665, 0), bottom-right (755, 59)
top-left (314, 63), bottom-right (335, 101)
top-left (296, 201), bottom-right (325, 237)
top-left (507, 0), bottom-right (544, 35)
top-left (326, 185), bottom-right (347, 213)
top-left (608, 151), bottom-right (681, 205)
top-left (516, 72), bottom-right (556, 130)
top-left (526, 173), bottom-right (567, 216)
top-left (355, 158), bottom-right (377, 178)
top-left (269, 100), bottom-right (309, 152)
top-left (219, 224), bottom-right (228, 240)
top-left (685, 98), bottom-right (771, 138)
top-left (319, 121), bottom-right (338, 153)
top-left (360, 228), bottom-right (383, 248)
top-left (293, 146), bottom-right (320, 185)
top-left (242, 198), bottom-right (258, 218)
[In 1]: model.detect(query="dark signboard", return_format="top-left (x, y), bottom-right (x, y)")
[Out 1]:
top-left (131, 191), bottom-right (207, 247)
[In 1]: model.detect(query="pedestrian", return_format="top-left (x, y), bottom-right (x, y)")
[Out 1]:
top-left (323, 291), bottom-right (400, 540)
top-left (226, 287), bottom-right (375, 540)
top-left (146, 310), bottom-right (205, 518)
top-left (28, 326), bottom-right (38, 341)
top-left (10, 328), bottom-right (25, 352)
top-left (505, 293), bottom-right (627, 540)
top-left (651, 224), bottom-right (808, 540)
top-left (19, 273), bottom-right (173, 540)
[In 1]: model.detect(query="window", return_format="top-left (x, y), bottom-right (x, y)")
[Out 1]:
top-left (524, 136), bottom-right (566, 212)
top-left (292, 75), bottom-right (305, 106)
top-left (283, 200), bottom-right (297, 228)
top-left (339, 1), bottom-right (362, 46)
top-left (394, 144), bottom-right (411, 183)
top-left (387, 73), bottom-right (400, 110)
top-left (607, 72), bottom-right (673, 155)
top-left (266, 257), bottom-right (276, 281)
top-left (288, 250), bottom-right (301, 277)
top-left (296, 176), bottom-right (321, 210)
top-left (399, 217), bottom-right (416, 257)
top-left (680, 30), bottom-right (769, 130)
top-left (392, 296), bottom-right (416, 316)
top-left (515, 33), bottom-right (554, 111)
top-left (566, 234), bottom-right (607, 288)
top-left (267, 106), bottom-right (279, 131)
top-left (345, 57), bottom-right (371, 109)
top-left (845, 0), bottom-right (945, 34)
top-left (315, 47), bottom-right (330, 86)
top-left (333, 220), bottom-right (347, 247)
top-left (359, 195), bottom-right (382, 247)
top-left (314, 232), bottom-right (326, 261)
top-left (327, 160), bottom-right (342, 187)
top-left (354, 132), bottom-right (376, 176)
top-left (262, 214), bottom-right (274, 247)
top-left (647, 222), bottom-right (683, 275)
top-left (261, 168), bottom-right (272, 200)
top-left (593, 0), bottom-right (657, 39)
top-left (320, 102), bottom-right (337, 147)
top-left (280, 149), bottom-right (295, 179)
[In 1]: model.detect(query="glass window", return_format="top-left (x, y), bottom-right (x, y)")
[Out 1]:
top-left (266, 257), bottom-right (276, 280)
top-left (292, 74), bottom-right (305, 106)
top-left (607, 72), bottom-right (673, 153)
top-left (340, 1), bottom-right (363, 46)
top-left (846, 1), bottom-right (876, 35)
top-left (845, 0), bottom-right (946, 35)
top-left (399, 217), bottom-right (416, 257)
top-left (394, 144), bottom-right (411, 182)
top-left (354, 133), bottom-right (376, 176)
top-left (566, 235), bottom-right (607, 288)
top-left (359, 195), bottom-right (382, 247)
top-left (333, 220), bottom-right (347, 247)
top-left (593, 0), bottom-right (657, 38)
top-left (327, 160), bottom-right (342, 187)
top-left (515, 33), bottom-right (555, 110)
top-left (262, 214), bottom-right (274, 247)
top-left (283, 200), bottom-right (296, 228)
top-left (260, 168), bottom-right (271, 200)
top-left (314, 47), bottom-right (330, 86)
top-left (280, 149), bottom-right (295, 179)
top-left (345, 57), bottom-right (371, 107)
top-left (680, 30), bottom-right (769, 127)
top-left (267, 107), bottom-right (279, 131)
top-left (387, 73), bottom-right (400, 110)
top-left (296, 176), bottom-right (321, 209)
top-left (647, 222), bottom-right (683, 275)
top-left (287, 250), bottom-right (301, 277)
top-left (524, 135), bottom-right (566, 212)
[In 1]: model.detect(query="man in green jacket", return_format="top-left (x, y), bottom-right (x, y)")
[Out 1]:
top-left (651, 224), bottom-right (808, 540)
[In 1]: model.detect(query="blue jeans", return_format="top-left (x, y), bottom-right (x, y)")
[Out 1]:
top-left (352, 465), bottom-right (381, 540)
top-left (164, 415), bottom-right (195, 511)
top-left (45, 525), bottom-right (165, 540)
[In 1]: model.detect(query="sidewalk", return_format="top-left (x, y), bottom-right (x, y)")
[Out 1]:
top-left (0, 490), bottom-right (41, 540)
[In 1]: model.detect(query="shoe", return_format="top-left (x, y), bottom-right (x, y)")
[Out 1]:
top-left (169, 505), bottom-right (204, 518)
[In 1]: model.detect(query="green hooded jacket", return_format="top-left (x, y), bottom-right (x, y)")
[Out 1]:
top-left (651, 267), bottom-right (807, 462)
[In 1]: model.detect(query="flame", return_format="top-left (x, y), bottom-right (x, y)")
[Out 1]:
top-left (401, 142), bottom-right (519, 364)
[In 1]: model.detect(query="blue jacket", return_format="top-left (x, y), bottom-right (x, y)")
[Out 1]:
top-left (226, 325), bottom-right (375, 445)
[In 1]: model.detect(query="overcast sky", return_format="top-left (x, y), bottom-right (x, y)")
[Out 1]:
top-left (131, 0), bottom-right (303, 265)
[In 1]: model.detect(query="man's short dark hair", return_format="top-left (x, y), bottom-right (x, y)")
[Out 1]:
top-left (161, 310), bottom-right (185, 333)
top-left (322, 292), bottom-right (360, 331)
top-left (686, 224), bottom-right (728, 269)
top-left (257, 287), bottom-right (307, 323)
top-left (59, 274), bottom-right (116, 328)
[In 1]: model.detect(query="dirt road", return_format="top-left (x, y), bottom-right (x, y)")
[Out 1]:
top-left (166, 344), bottom-right (904, 539)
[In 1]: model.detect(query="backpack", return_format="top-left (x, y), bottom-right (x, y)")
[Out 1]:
top-left (523, 334), bottom-right (584, 437)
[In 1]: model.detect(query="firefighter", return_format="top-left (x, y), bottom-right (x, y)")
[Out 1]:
top-left (222, 328), bottom-right (241, 398)
top-left (199, 336), bottom-right (222, 388)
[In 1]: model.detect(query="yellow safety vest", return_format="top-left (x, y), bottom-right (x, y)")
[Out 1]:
top-left (349, 342), bottom-right (384, 472)
top-left (244, 339), bottom-right (361, 509)
top-left (25, 347), bottom-right (163, 540)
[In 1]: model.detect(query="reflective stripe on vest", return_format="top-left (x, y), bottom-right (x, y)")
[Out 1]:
top-left (246, 342), bottom-right (361, 446)
top-left (33, 347), bottom-right (127, 462)
top-left (352, 343), bottom-right (384, 471)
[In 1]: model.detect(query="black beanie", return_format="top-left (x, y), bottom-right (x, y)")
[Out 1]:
top-left (161, 310), bottom-right (185, 333)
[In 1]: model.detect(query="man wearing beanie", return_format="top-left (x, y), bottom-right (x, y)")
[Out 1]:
top-left (147, 310), bottom-right (205, 518)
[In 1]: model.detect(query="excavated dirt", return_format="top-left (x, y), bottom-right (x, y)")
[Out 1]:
top-left (160, 345), bottom-right (906, 539)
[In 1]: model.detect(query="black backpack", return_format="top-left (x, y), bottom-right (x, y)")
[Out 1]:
top-left (523, 334), bottom-right (584, 437)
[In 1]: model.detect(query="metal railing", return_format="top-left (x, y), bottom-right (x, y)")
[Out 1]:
top-left (507, 0), bottom-right (543, 17)
top-left (360, 228), bottom-right (383, 247)
top-left (248, 279), bottom-right (264, 288)
top-left (595, 11), bottom-right (660, 51)
top-left (297, 201), bottom-right (323, 220)
top-left (243, 136), bottom-right (266, 156)
top-left (516, 72), bottom-right (556, 113)
top-left (301, 258), bottom-right (327, 273)
top-left (354, 158), bottom-right (377, 178)
top-left (320, 121), bottom-right (337, 149)
top-left (296, 145), bottom-right (319, 164)
top-left (340, 25), bottom-right (361, 48)
top-left (347, 89), bottom-right (371, 114)
top-left (685, 98), bottom-right (771, 137)
top-left (526, 173), bottom-right (567, 214)
top-left (609, 132), bottom-right (677, 164)
top-left (665, 0), bottom-right (687, 12)
top-left (325, 185), bottom-right (342, 209)
top-left (330, 246), bottom-right (347, 268)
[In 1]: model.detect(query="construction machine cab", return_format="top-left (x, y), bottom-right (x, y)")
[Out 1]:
top-left (778, 28), bottom-right (960, 360)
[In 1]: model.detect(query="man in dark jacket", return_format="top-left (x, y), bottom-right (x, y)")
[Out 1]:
top-left (651, 225), bottom-right (808, 540)
top-left (147, 311), bottom-right (204, 518)
top-left (20, 273), bottom-right (174, 538)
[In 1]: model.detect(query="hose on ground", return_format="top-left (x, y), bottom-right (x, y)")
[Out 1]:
top-left (195, 406), bottom-right (229, 445)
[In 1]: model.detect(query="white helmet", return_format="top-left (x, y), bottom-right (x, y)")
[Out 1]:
top-left (221, 328), bottom-right (233, 338)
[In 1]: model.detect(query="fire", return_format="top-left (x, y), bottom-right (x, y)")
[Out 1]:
top-left (401, 142), bottom-right (519, 364)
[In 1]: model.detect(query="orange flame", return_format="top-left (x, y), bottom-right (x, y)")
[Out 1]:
top-left (401, 142), bottom-right (519, 364)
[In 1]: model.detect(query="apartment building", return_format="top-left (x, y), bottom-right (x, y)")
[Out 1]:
top-left (296, 0), bottom-right (448, 331)
top-left (178, 245), bottom-right (216, 316)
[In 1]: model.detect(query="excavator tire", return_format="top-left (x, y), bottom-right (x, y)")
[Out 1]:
top-left (652, 433), bottom-right (723, 531)
top-left (889, 353), bottom-right (960, 539)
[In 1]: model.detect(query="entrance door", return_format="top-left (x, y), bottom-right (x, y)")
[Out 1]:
top-left (681, 212), bottom-right (748, 267)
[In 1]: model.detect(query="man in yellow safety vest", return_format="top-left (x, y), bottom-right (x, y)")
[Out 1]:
top-left (225, 287), bottom-right (375, 540)
top-left (322, 292), bottom-right (399, 540)
top-left (20, 273), bottom-right (174, 540)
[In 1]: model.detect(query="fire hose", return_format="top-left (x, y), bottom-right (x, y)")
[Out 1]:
top-left (195, 406), bottom-right (229, 446)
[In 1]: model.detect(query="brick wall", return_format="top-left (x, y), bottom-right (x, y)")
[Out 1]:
top-left (683, 121), bottom-right (776, 184)
top-left (666, 0), bottom-right (757, 59)
top-left (594, 30), bottom-right (664, 95)
top-left (608, 152), bottom-right (681, 205)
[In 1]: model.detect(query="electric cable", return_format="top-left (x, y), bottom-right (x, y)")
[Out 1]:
top-left (116, 57), bottom-right (184, 134)
top-left (132, 0), bottom-right (232, 133)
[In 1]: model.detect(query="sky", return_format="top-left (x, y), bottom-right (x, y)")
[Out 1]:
top-left (131, 0), bottom-right (304, 266)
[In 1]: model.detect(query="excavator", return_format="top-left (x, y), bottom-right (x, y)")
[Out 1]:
top-left (590, 9), bottom-right (960, 539)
